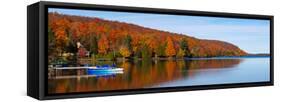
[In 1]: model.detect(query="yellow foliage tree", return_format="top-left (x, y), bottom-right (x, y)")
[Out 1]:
top-left (177, 48), bottom-right (186, 58)
top-left (119, 46), bottom-right (131, 60)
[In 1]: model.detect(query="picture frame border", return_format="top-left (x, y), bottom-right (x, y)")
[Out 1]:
top-left (36, 1), bottom-right (273, 100)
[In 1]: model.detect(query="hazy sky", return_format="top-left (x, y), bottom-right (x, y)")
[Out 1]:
top-left (49, 8), bottom-right (270, 54)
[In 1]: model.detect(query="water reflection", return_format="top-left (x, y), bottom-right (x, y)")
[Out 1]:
top-left (48, 59), bottom-right (242, 94)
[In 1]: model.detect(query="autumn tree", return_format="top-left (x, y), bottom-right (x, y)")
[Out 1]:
top-left (108, 31), bottom-right (119, 58)
top-left (178, 38), bottom-right (189, 57)
top-left (165, 37), bottom-right (176, 58)
top-left (176, 48), bottom-right (186, 58)
top-left (54, 28), bottom-right (68, 53)
top-left (155, 43), bottom-right (166, 57)
top-left (98, 35), bottom-right (109, 54)
top-left (133, 47), bottom-right (142, 58)
top-left (146, 37), bottom-right (158, 58)
top-left (123, 35), bottom-right (132, 50)
top-left (119, 46), bottom-right (131, 60)
top-left (131, 35), bottom-right (141, 57)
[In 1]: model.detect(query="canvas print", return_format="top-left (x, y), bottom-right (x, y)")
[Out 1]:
top-left (47, 8), bottom-right (270, 94)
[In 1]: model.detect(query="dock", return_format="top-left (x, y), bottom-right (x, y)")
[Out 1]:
top-left (49, 72), bottom-right (123, 79)
top-left (51, 66), bottom-right (97, 70)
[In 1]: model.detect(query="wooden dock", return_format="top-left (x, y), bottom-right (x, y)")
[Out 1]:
top-left (52, 66), bottom-right (97, 70)
top-left (49, 72), bottom-right (123, 79)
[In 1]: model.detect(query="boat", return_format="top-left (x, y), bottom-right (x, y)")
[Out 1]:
top-left (87, 67), bottom-right (123, 74)
top-left (50, 64), bottom-right (123, 75)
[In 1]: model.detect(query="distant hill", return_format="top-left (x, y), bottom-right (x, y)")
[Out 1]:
top-left (244, 53), bottom-right (270, 57)
top-left (48, 12), bottom-right (247, 58)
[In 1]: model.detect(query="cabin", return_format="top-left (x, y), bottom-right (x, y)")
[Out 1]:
top-left (77, 42), bottom-right (90, 57)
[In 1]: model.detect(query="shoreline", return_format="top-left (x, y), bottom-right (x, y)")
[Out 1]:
top-left (90, 55), bottom-right (270, 61)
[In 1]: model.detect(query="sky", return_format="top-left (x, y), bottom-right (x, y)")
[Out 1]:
top-left (49, 8), bottom-right (270, 54)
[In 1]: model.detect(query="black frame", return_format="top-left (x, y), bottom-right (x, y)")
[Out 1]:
top-left (27, 1), bottom-right (274, 100)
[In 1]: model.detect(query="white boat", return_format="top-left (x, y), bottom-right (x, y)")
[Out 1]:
top-left (51, 66), bottom-right (123, 73)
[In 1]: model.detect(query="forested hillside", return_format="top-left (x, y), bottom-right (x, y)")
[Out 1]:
top-left (48, 12), bottom-right (247, 60)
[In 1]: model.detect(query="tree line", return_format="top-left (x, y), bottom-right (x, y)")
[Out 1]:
top-left (48, 12), bottom-right (247, 62)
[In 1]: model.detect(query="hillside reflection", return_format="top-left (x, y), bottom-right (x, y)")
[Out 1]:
top-left (48, 59), bottom-right (242, 94)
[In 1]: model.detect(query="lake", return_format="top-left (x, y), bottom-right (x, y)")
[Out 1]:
top-left (48, 57), bottom-right (270, 94)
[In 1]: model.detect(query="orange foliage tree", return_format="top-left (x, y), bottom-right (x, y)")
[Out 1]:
top-left (98, 35), bottom-right (109, 54)
top-left (165, 37), bottom-right (176, 57)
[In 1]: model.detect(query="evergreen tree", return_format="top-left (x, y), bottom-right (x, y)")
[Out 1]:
top-left (90, 35), bottom-right (98, 55)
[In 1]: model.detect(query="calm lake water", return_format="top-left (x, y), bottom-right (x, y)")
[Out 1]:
top-left (48, 57), bottom-right (270, 94)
